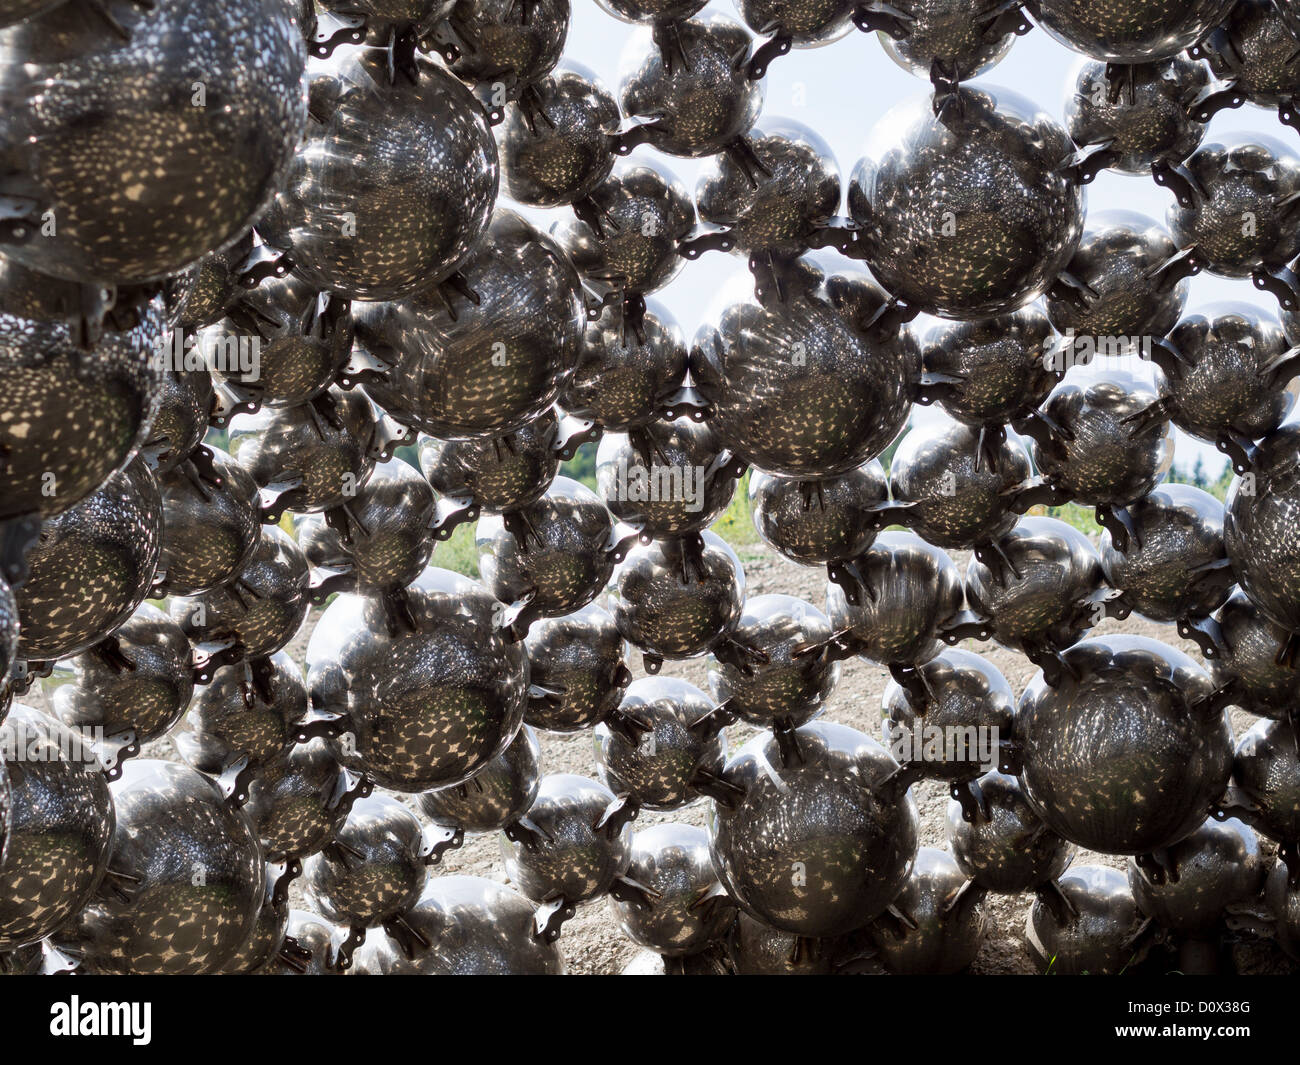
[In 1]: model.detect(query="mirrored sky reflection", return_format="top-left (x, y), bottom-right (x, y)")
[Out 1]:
top-left (504, 1), bottom-right (1300, 477)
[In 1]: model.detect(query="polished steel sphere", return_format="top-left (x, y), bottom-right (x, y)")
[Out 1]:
top-left (692, 263), bottom-right (918, 478)
top-left (1206, 0), bottom-right (1300, 110)
top-left (353, 875), bottom-right (565, 974)
top-left (1099, 483), bottom-right (1232, 623)
top-left (221, 868), bottom-right (290, 975)
top-left (618, 14), bottom-right (765, 158)
top-left (1025, 865), bottom-right (1143, 975)
top-left (1167, 134), bottom-right (1300, 280)
top-left (878, 0), bottom-right (1020, 81)
top-left (1127, 817), bottom-right (1267, 934)
top-left (726, 910), bottom-right (847, 973)
top-left (1032, 0), bottom-right (1235, 63)
top-left (176, 232), bottom-right (257, 330)
top-left (747, 460), bottom-right (891, 566)
top-left (608, 531), bottom-right (745, 661)
top-left (1232, 718), bottom-right (1300, 848)
top-left (0, 0), bottom-right (307, 284)
top-left (63, 759), bottom-right (263, 974)
top-left (1063, 58), bottom-right (1208, 176)
top-left (1207, 589), bottom-right (1300, 720)
top-left (419, 724), bottom-right (541, 833)
top-left (707, 593), bottom-right (838, 729)
top-left (437, 0), bottom-right (570, 106)
top-left (15, 459), bottom-right (161, 663)
top-left (147, 366), bottom-right (214, 476)
top-left (597, 0), bottom-right (706, 23)
top-left (523, 603), bottom-right (630, 732)
top-left (710, 721), bottom-right (918, 937)
top-left (735, 0), bottom-right (853, 48)
top-left (888, 416), bottom-right (1030, 549)
top-left (609, 823), bottom-right (733, 956)
top-left (244, 738), bottom-right (357, 862)
top-left (594, 677), bottom-right (727, 809)
top-left (848, 84), bottom-right (1085, 320)
top-left (0, 705), bottom-right (114, 951)
top-left (259, 44), bottom-right (496, 300)
top-left (1266, 859), bottom-right (1300, 960)
top-left (498, 64), bottom-right (619, 208)
top-left (357, 210), bottom-right (584, 439)
top-left (947, 770), bottom-right (1074, 894)
top-left (825, 531), bottom-right (963, 667)
top-left (418, 409), bottom-right (561, 516)
top-left (155, 446), bottom-right (260, 597)
top-left (1018, 636), bottom-right (1233, 854)
top-left (258, 908), bottom-right (344, 974)
top-left (0, 257), bottom-right (165, 521)
top-left (866, 846), bottom-right (985, 974)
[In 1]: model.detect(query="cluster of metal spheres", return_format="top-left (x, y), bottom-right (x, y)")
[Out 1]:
top-left (1, 0), bottom-right (1300, 976)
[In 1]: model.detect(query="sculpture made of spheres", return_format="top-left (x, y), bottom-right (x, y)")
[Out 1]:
top-left (498, 64), bottom-right (619, 209)
top-left (229, 387), bottom-right (380, 518)
top-left (1232, 719), bottom-right (1300, 866)
top-left (709, 721), bottom-right (919, 938)
top-left (596, 418), bottom-right (740, 539)
top-left (433, 0), bottom-right (570, 117)
top-left (476, 476), bottom-right (616, 630)
top-left (0, 257), bottom-right (165, 520)
top-left (63, 759), bottom-right (263, 974)
top-left (947, 770), bottom-right (1074, 895)
top-left (848, 84), bottom-right (1085, 320)
top-left (746, 460), bottom-right (897, 569)
top-left (1099, 483), bottom-right (1233, 628)
top-left (1206, 589), bottom-right (1300, 721)
top-left (1025, 865), bottom-right (1144, 976)
top-left (522, 603), bottom-right (632, 732)
top-left (825, 531), bottom-right (964, 669)
top-left (887, 416), bottom-right (1032, 550)
top-left (204, 275), bottom-right (354, 409)
top-left (1017, 635), bottom-right (1233, 855)
top-left (353, 875), bottom-right (566, 974)
top-left (259, 41), bottom-right (496, 302)
top-left (609, 823), bottom-right (733, 957)
top-left (563, 300), bottom-right (689, 432)
top-left (306, 568), bottom-right (528, 792)
top-left (1201, 0), bottom-right (1300, 120)
top-left (1063, 58), bottom-right (1208, 178)
top-left (1043, 211), bottom-right (1190, 345)
top-left (608, 531), bottom-right (746, 665)
top-left (53, 603), bottom-right (195, 760)
top-left (154, 445), bottom-right (260, 597)
top-left (1159, 303), bottom-right (1299, 472)
top-left (594, 676), bottom-right (728, 810)
top-left (551, 162), bottom-right (694, 303)
top-left (864, 846), bottom-right (986, 975)
top-left (1166, 135), bottom-right (1300, 301)
top-left (693, 117), bottom-right (841, 263)
top-left (1030, 0), bottom-right (1235, 63)
top-left (1025, 367), bottom-right (1173, 544)
top-left (1127, 817), bottom-right (1267, 936)
top-left (692, 258), bottom-right (918, 478)
top-left (707, 593), bottom-right (839, 735)
top-left (0, 0), bottom-right (307, 284)
top-left (499, 773), bottom-right (637, 926)
top-left (303, 794), bottom-right (429, 939)
top-left (171, 526), bottom-right (310, 660)
top-left (920, 307), bottom-right (1058, 432)
top-left (15, 459), bottom-right (161, 664)
top-left (298, 458), bottom-right (435, 598)
top-left (0, 705), bottom-right (114, 951)
top-left (1224, 425), bottom-right (1300, 633)
top-left (357, 210), bottom-right (584, 439)
top-left (419, 723), bottom-right (542, 835)
top-left (146, 366), bottom-right (214, 476)
top-left (618, 13), bottom-right (765, 158)
top-left (876, 0), bottom-right (1027, 84)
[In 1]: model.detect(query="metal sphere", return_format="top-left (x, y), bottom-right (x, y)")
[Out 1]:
top-left (709, 720), bottom-right (919, 937)
top-left (597, 0), bottom-right (706, 24)
top-left (1031, 0), bottom-right (1235, 63)
top-left (734, 0), bottom-right (854, 48)
top-left (63, 759), bottom-right (263, 974)
top-left (244, 738), bottom-right (358, 863)
top-left (15, 459), bottom-right (161, 663)
top-left (259, 45), bottom-right (496, 301)
top-left (523, 603), bottom-right (630, 732)
top-left (1266, 859), bottom-right (1300, 960)
top-left (866, 846), bottom-right (986, 974)
top-left (1025, 865), bottom-right (1143, 976)
top-left (1205, 0), bottom-right (1300, 110)
top-left (0, 705), bottom-right (114, 951)
top-left (878, 0), bottom-right (1020, 81)
top-left (147, 366), bottom-right (214, 476)
top-left (357, 209), bottom-right (584, 439)
top-left (726, 910), bottom-right (847, 974)
top-left (1233, 718), bottom-right (1300, 848)
top-left (0, 0), bottom-right (307, 284)
top-left (259, 908), bottom-right (344, 974)
top-left (1207, 588), bottom-right (1300, 720)
top-left (437, 0), bottom-right (570, 106)
top-left (220, 867), bottom-right (289, 975)
top-left (1017, 635), bottom-right (1233, 855)
top-left (848, 84), bottom-right (1085, 320)
top-left (747, 460), bottom-right (891, 566)
top-left (419, 723), bottom-right (542, 833)
top-left (418, 410), bottom-right (561, 516)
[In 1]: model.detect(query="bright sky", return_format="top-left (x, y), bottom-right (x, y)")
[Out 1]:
top-left (505, 2), bottom-right (1300, 478)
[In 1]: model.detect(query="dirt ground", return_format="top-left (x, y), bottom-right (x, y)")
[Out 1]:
top-left (24, 546), bottom-right (1296, 975)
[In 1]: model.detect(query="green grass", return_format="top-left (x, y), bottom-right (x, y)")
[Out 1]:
top-left (432, 522), bottom-right (480, 578)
